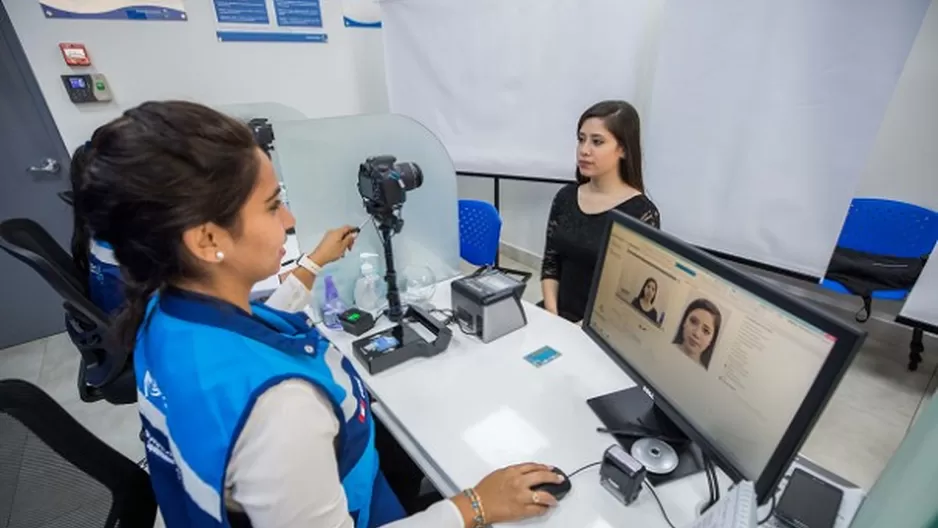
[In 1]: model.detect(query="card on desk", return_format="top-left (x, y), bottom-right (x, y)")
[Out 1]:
top-left (524, 346), bottom-right (562, 368)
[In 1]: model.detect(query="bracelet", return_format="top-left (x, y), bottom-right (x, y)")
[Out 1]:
top-left (462, 488), bottom-right (486, 528)
top-left (297, 254), bottom-right (323, 276)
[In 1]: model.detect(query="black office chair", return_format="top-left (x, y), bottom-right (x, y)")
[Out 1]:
top-left (0, 379), bottom-right (156, 527)
top-left (0, 219), bottom-right (135, 405)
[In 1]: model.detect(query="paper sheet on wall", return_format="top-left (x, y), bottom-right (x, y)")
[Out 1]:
top-left (39, 0), bottom-right (186, 20)
top-left (213, 0), bottom-right (327, 43)
top-left (344, 0), bottom-right (381, 28)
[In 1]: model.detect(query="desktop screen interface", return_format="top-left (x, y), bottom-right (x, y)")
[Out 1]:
top-left (588, 222), bottom-right (837, 480)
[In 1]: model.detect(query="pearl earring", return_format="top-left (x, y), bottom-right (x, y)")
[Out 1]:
top-left (215, 251), bottom-right (225, 262)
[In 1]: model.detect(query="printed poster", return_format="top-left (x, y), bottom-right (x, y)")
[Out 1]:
top-left (214, 0), bottom-right (327, 43)
top-left (40, 0), bottom-right (186, 20)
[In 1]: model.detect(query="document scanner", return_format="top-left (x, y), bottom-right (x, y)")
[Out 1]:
top-left (451, 268), bottom-right (528, 343)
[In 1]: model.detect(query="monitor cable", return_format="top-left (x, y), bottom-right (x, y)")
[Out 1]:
top-left (701, 455), bottom-right (720, 514)
top-left (757, 494), bottom-right (777, 525)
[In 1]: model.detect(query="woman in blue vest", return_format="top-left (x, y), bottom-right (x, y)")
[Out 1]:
top-left (76, 101), bottom-right (564, 528)
top-left (68, 144), bottom-right (126, 315)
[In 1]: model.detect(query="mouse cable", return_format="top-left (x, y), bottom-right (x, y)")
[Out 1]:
top-left (566, 461), bottom-right (602, 479)
top-left (757, 494), bottom-right (777, 525)
top-left (644, 478), bottom-right (677, 528)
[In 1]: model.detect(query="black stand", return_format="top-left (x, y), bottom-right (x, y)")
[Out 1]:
top-left (588, 387), bottom-right (705, 486)
top-left (909, 327), bottom-right (924, 371)
top-left (378, 222), bottom-right (404, 323)
top-left (365, 201), bottom-right (405, 324)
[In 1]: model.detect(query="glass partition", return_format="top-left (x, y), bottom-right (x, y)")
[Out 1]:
top-left (849, 394), bottom-right (938, 528)
top-left (274, 113), bottom-right (461, 311)
top-left (216, 103), bottom-right (308, 181)
top-left (216, 102), bottom-right (307, 122)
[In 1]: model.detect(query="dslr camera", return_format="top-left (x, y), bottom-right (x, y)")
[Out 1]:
top-left (357, 155), bottom-right (423, 216)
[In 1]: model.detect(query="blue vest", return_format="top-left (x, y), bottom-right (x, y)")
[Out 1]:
top-left (88, 238), bottom-right (124, 315)
top-left (135, 288), bottom-right (405, 527)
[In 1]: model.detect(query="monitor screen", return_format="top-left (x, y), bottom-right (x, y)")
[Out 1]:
top-left (587, 219), bottom-right (846, 483)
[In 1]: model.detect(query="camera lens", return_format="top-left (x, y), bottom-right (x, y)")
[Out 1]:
top-left (393, 162), bottom-right (423, 191)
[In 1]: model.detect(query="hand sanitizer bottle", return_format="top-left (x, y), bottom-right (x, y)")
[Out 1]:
top-left (354, 253), bottom-right (385, 314)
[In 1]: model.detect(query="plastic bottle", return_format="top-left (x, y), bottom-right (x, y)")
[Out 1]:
top-left (354, 253), bottom-right (385, 314)
top-left (321, 275), bottom-right (347, 330)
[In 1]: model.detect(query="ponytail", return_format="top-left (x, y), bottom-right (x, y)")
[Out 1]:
top-left (69, 142), bottom-right (94, 280)
top-left (114, 277), bottom-right (161, 352)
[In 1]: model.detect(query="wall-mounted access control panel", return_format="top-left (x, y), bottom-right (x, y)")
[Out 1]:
top-left (61, 73), bottom-right (113, 104)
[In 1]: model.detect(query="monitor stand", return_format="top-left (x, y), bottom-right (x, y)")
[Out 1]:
top-left (587, 386), bottom-right (705, 487)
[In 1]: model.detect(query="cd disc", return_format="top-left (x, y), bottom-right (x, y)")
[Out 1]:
top-left (630, 437), bottom-right (679, 475)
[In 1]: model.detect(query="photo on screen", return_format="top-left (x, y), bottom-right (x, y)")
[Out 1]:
top-left (616, 268), bottom-right (670, 327)
top-left (671, 296), bottom-right (729, 371)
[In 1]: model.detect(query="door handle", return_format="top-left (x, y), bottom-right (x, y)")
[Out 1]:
top-left (28, 158), bottom-right (61, 174)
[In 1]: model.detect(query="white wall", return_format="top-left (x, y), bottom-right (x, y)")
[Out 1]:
top-left (5, 0), bottom-right (388, 153)
top-left (855, 0), bottom-right (938, 211)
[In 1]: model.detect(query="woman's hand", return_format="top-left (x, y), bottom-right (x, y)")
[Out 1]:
top-left (455, 463), bottom-right (563, 526)
top-left (309, 225), bottom-right (357, 266)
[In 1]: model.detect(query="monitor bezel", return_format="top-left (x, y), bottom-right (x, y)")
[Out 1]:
top-left (582, 210), bottom-right (866, 504)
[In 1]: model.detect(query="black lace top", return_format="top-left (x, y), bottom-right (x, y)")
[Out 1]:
top-left (541, 184), bottom-right (661, 321)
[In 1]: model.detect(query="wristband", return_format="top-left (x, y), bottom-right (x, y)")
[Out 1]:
top-left (462, 488), bottom-right (486, 528)
top-left (297, 254), bottom-right (323, 276)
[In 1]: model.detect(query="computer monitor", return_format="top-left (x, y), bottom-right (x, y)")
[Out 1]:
top-left (582, 211), bottom-right (866, 504)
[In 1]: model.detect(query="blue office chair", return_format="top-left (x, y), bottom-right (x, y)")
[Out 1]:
top-left (821, 198), bottom-right (937, 370)
top-left (458, 199), bottom-right (531, 281)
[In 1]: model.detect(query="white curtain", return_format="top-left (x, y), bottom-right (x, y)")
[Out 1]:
top-left (382, 0), bottom-right (659, 181)
top-left (381, 0), bottom-right (929, 277)
top-left (643, 0), bottom-right (930, 277)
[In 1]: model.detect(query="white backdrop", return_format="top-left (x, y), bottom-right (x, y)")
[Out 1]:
top-left (382, 0), bottom-right (659, 180)
top-left (381, 0), bottom-right (929, 277)
top-left (899, 246), bottom-right (938, 328)
top-left (643, 0), bottom-right (930, 278)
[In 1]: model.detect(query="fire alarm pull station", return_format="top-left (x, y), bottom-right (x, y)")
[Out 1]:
top-left (59, 43), bottom-right (91, 66)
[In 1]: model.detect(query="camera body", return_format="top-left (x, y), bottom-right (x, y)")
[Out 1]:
top-left (357, 155), bottom-right (423, 215)
top-left (247, 118), bottom-right (275, 156)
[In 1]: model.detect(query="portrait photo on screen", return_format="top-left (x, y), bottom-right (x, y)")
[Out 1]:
top-left (672, 297), bottom-right (729, 370)
top-left (617, 268), bottom-right (672, 327)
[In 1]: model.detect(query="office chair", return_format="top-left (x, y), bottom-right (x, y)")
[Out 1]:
top-left (457, 199), bottom-right (532, 282)
top-left (0, 219), bottom-right (135, 404)
top-left (821, 198), bottom-right (937, 370)
top-left (0, 379), bottom-right (156, 528)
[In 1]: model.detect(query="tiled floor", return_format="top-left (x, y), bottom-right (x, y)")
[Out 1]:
top-left (1, 255), bottom-right (935, 521)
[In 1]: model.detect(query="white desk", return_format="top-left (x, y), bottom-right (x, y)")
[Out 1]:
top-left (320, 279), bottom-right (716, 527)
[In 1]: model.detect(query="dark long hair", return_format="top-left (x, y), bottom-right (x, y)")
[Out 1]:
top-left (575, 100), bottom-right (644, 192)
top-left (75, 101), bottom-right (260, 351)
top-left (672, 298), bottom-right (722, 369)
top-left (632, 277), bottom-right (658, 305)
top-left (69, 143), bottom-right (94, 281)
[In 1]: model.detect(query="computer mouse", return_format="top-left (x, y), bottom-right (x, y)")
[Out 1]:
top-left (531, 467), bottom-right (572, 501)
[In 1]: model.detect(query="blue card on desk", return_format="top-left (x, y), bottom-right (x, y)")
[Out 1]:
top-left (524, 346), bottom-right (562, 368)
